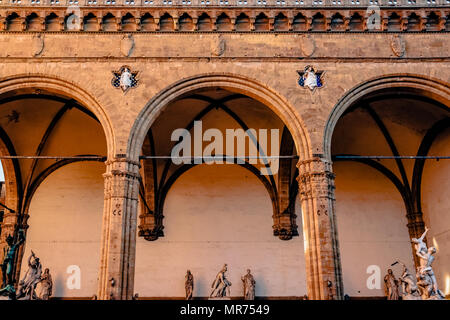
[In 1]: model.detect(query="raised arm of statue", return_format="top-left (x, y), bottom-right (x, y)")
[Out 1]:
top-left (419, 227), bottom-right (429, 242)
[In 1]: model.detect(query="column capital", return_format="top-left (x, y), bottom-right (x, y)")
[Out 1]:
top-left (296, 158), bottom-right (335, 202)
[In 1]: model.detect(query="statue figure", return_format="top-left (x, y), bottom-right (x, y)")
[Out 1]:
top-left (36, 268), bottom-right (52, 300)
top-left (416, 246), bottom-right (444, 300)
top-left (210, 264), bottom-right (232, 298)
top-left (394, 262), bottom-right (421, 300)
top-left (0, 229), bottom-right (25, 298)
top-left (241, 269), bottom-right (255, 300)
top-left (411, 227), bottom-right (428, 257)
top-left (185, 270), bottom-right (194, 300)
top-left (119, 67), bottom-right (132, 92)
top-left (16, 250), bottom-right (42, 300)
top-left (383, 269), bottom-right (399, 300)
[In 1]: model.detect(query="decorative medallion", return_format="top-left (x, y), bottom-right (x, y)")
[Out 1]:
top-left (111, 65), bottom-right (139, 93)
top-left (300, 34), bottom-right (316, 57)
top-left (120, 34), bottom-right (135, 57)
top-left (390, 34), bottom-right (406, 58)
top-left (297, 65), bottom-right (325, 91)
top-left (32, 33), bottom-right (44, 57)
top-left (211, 34), bottom-right (226, 57)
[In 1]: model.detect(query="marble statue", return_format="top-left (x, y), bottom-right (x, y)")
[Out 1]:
top-left (411, 227), bottom-right (429, 257)
top-left (384, 269), bottom-right (399, 300)
top-left (241, 269), bottom-right (255, 300)
top-left (0, 229), bottom-right (25, 298)
top-left (185, 270), bottom-right (194, 300)
top-left (395, 262), bottom-right (421, 300)
top-left (391, 225), bottom-right (446, 301)
top-left (16, 250), bottom-right (42, 300)
top-left (36, 268), bottom-right (52, 300)
top-left (416, 245), bottom-right (445, 299)
top-left (210, 264), bottom-right (232, 298)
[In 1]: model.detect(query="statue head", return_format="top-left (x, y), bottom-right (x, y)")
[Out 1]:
top-left (44, 268), bottom-right (49, 274)
top-left (247, 269), bottom-right (251, 275)
top-left (186, 270), bottom-right (191, 275)
top-left (428, 247), bottom-right (436, 254)
top-left (222, 264), bottom-right (228, 272)
top-left (387, 269), bottom-right (393, 275)
top-left (304, 65), bottom-right (312, 72)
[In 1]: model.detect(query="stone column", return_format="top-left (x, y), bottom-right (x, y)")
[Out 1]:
top-left (97, 158), bottom-right (140, 300)
top-left (297, 158), bottom-right (343, 300)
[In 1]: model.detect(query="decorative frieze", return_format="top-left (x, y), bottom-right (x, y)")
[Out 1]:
top-left (0, 6), bottom-right (447, 32)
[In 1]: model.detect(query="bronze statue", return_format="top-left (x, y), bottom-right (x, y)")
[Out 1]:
top-left (210, 264), bottom-right (232, 298)
top-left (185, 270), bottom-right (194, 300)
top-left (241, 269), bottom-right (255, 300)
top-left (0, 229), bottom-right (25, 298)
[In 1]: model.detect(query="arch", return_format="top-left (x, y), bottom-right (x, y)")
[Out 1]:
top-left (324, 74), bottom-right (450, 160)
top-left (0, 74), bottom-right (115, 159)
top-left (127, 73), bottom-right (311, 164)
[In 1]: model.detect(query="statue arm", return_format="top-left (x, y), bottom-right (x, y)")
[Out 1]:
top-left (419, 227), bottom-right (429, 241)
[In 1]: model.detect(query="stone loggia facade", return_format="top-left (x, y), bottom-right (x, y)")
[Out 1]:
top-left (0, 1), bottom-right (448, 300)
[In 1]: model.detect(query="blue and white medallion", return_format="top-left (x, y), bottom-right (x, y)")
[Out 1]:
top-left (112, 66), bottom-right (139, 93)
top-left (297, 66), bottom-right (325, 91)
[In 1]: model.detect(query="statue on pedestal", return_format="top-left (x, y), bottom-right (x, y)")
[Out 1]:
top-left (0, 229), bottom-right (25, 299)
top-left (185, 270), bottom-right (194, 300)
top-left (391, 226), bottom-right (445, 300)
top-left (384, 269), bottom-right (399, 300)
top-left (16, 250), bottom-right (42, 300)
top-left (210, 264), bottom-right (232, 298)
top-left (241, 269), bottom-right (255, 300)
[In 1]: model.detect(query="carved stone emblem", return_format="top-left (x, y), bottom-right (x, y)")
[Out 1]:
top-left (32, 33), bottom-right (44, 57)
top-left (120, 34), bottom-right (135, 57)
top-left (300, 34), bottom-right (315, 57)
top-left (111, 65), bottom-right (139, 93)
top-left (211, 34), bottom-right (226, 57)
top-left (390, 34), bottom-right (406, 58)
top-left (297, 65), bottom-right (325, 91)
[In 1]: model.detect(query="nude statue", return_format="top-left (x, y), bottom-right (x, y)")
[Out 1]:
top-left (411, 227), bottom-right (428, 256)
top-left (210, 264), bottom-right (232, 298)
